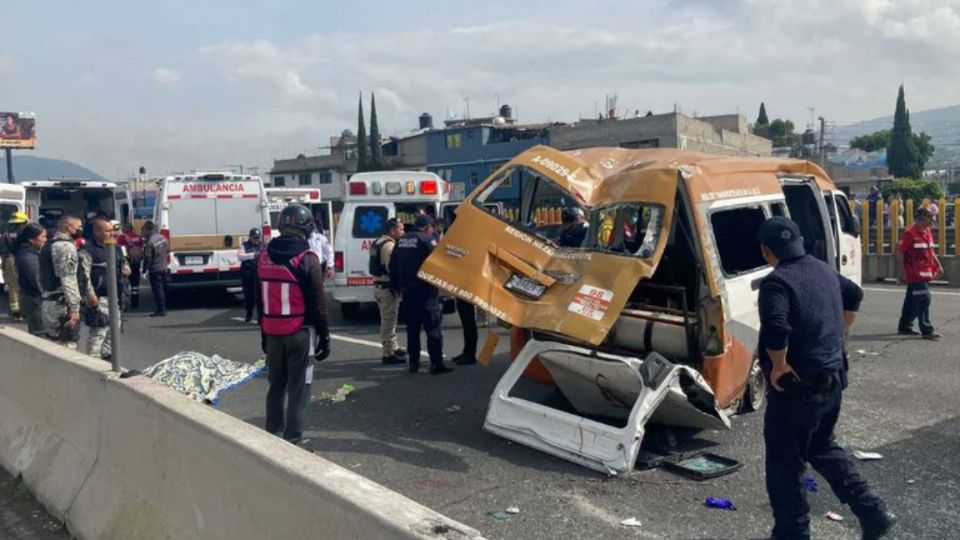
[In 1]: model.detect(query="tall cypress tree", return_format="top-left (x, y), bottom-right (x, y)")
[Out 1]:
top-left (753, 102), bottom-right (770, 137)
top-left (369, 93), bottom-right (385, 171)
top-left (756, 102), bottom-right (769, 126)
top-left (887, 85), bottom-right (920, 178)
top-left (356, 93), bottom-right (369, 172)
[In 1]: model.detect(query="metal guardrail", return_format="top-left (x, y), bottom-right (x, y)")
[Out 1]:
top-left (859, 198), bottom-right (959, 257)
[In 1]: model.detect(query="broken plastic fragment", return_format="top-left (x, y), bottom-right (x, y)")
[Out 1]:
top-left (487, 511), bottom-right (511, 521)
top-left (824, 511), bottom-right (844, 522)
top-left (505, 507), bottom-right (520, 515)
top-left (704, 497), bottom-right (736, 511)
top-left (620, 517), bottom-right (642, 527)
top-left (907, 479), bottom-right (916, 485)
top-left (447, 405), bottom-right (462, 413)
top-left (852, 450), bottom-right (883, 461)
top-left (804, 476), bottom-right (818, 493)
top-left (328, 384), bottom-right (355, 403)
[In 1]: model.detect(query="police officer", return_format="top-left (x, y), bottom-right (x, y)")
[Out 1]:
top-left (757, 217), bottom-right (894, 540)
top-left (371, 218), bottom-right (408, 365)
top-left (238, 227), bottom-right (263, 323)
top-left (141, 221), bottom-right (169, 317)
top-left (259, 204), bottom-right (330, 443)
top-left (390, 214), bottom-right (453, 375)
top-left (1, 211), bottom-right (28, 320)
top-left (39, 214), bottom-right (84, 348)
top-left (79, 217), bottom-right (130, 361)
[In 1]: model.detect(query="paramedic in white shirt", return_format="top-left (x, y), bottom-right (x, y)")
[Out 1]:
top-left (309, 229), bottom-right (334, 279)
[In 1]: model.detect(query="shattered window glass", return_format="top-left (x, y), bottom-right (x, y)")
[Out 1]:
top-left (472, 166), bottom-right (664, 260)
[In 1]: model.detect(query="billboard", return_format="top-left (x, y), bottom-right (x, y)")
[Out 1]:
top-left (0, 112), bottom-right (37, 149)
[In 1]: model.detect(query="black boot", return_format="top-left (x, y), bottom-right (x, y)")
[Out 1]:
top-left (429, 363), bottom-right (454, 375)
top-left (860, 510), bottom-right (896, 540)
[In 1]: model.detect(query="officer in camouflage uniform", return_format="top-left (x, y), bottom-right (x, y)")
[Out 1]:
top-left (79, 217), bottom-right (130, 361)
top-left (39, 215), bottom-right (84, 348)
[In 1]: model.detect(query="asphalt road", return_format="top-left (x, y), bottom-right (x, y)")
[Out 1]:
top-left (2, 283), bottom-right (959, 539)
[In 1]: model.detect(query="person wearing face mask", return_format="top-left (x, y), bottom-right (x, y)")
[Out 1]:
top-left (39, 214), bottom-right (85, 348)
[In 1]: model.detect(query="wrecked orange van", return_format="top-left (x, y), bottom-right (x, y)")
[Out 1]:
top-left (419, 145), bottom-right (861, 474)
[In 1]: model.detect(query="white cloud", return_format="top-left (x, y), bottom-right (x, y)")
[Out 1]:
top-left (151, 67), bottom-right (183, 87)
top-left (32, 2), bottom-right (960, 176)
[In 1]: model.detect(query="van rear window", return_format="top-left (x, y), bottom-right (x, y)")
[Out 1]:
top-left (352, 206), bottom-right (389, 239)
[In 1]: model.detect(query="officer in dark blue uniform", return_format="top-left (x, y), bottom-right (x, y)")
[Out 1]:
top-left (389, 214), bottom-right (453, 375)
top-left (757, 217), bottom-right (895, 540)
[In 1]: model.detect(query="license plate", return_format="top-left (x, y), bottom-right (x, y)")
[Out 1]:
top-left (184, 256), bottom-right (204, 266)
top-left (505, 274), bottom-right (547, 299)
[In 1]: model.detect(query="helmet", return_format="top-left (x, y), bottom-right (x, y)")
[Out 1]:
top-left (248, 227), bottom-right (262, 239)
top-left (277, 204), bottom-right (314, 236)
top-left (7, 211), bottom-right (28, 224)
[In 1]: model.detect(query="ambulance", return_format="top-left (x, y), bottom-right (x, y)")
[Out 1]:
top-left (420, 145), bottom-right (862, 474)
top-left (154, 172), bottom-right (270, 289)
top-left (22, 180), bottom-right (120, 229)
top-left (0, 184), bottom-right (25, 291)
top-left (264, 187), bottom-right (334, 241)
top-left (332, 171), bottom-right (450, 317)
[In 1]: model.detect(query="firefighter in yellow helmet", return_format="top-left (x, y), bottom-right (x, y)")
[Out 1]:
top-left (2, 211), bottom-right (29, 320)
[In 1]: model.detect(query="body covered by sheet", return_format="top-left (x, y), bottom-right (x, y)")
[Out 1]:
top-left (143, 351), bottom-right (265, 404)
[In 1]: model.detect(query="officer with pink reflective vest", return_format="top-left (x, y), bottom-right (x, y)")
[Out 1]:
top-left (258, 204), bottom-right (330, 443)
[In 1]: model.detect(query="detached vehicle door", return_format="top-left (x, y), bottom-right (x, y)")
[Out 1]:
top-left (419, 146), bottom-right (675, 346)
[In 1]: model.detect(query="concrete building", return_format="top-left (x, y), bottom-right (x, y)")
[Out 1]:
top-left (548, 112), bottom-right (772, 157)
top-left (268, 132), bottom-right (358, 200)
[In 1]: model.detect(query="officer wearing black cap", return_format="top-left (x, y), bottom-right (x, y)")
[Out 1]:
top-left (238, 227), bottom-right (263, 323)
top-left (757, 216), bottom-right (894, 540)
top-left (389, 214), bottom-right (453, 375)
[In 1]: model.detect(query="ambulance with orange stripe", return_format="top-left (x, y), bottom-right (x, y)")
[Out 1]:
top-left (332, 171), bottom-right (450, 317)
top-left (154, 172), bottom-right (270, 290)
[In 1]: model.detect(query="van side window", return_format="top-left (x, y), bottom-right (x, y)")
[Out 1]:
top-left (710, 206), bottom-right (768, 275)
top-left (771, 202), bottom-right (787, 217)
top-left (351, 206), bottom-right (389, 239)
top-left (835, 195), bottom-right (857, 235)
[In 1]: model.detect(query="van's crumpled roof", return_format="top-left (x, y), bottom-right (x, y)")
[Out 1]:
top-left (528, 146), bottom-right (833, 207)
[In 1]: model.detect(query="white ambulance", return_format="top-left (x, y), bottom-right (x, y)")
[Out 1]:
top-left (264, 187), bottom-right (334, 241)
top-left (23, 180), bottom-right (119, 228)
top-left (332, 171), bottom-right (450, 317)
top-left (154, 172), bottom-right (270, 289)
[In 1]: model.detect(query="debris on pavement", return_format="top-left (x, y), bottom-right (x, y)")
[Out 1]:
top-left (852, 450), bottom-right (884, 461)
top-left (664, 452), bottom-right (742, 480)
top-left (143, 351), bottom-right (265, 404)
top-left (487, 511), bottom-right (511, 521)
top-left (447, 404), bottom-right (462, 413)
top-left (704, 497), bottom-right (736, 510)
top-left (855, 349), bottom-right (880, 356)
top-left (824, 511), bottom-right (845, 522)
top-left (320, 384), bottom-right (355, 403)
top-left (804, 476), bottom-right (818, 493)
top-left (620, 517), bottom-right (643, 527)
top-left (907, 479), bottom-right (916, 485)
top-left (505, 507), bottom-right (520, 514)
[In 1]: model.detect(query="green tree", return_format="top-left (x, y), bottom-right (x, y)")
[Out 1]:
top-left (356, 93), bottom-right (369, 172)
top-left (880, 178), bottom-right (944, 204)
top-left (368, 93), bottom-right (385, 171)
top-left (767, 118), bottom-right (800, 148)
top-left (887, 85), bottom-right (921, 178)
top-left (850, 130), bottom-right (890, 152)
top-left (754, 102), bottom-right (770, 137)
top-left (850, 128), bottom-right (934, 168)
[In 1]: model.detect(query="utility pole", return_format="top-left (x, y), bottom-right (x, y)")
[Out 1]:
top-left (4, 148), bottom-right (13, 183)
top-left (818, 116), bottom-right (826, 167)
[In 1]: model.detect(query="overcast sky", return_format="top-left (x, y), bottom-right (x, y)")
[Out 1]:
top-left (2, 0), bottom-right (958, 177)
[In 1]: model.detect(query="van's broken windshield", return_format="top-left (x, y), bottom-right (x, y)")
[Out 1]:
top-left (472, 165), bottom-right (665, 259)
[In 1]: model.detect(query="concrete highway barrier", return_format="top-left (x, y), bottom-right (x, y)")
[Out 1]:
top-left (0, 326), bottom-right (484, 540)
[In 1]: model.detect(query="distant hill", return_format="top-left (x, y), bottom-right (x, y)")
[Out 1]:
top-left (834, 103), bottom-right (960, 168)
top-left (0, 154), bottom-right (106, 182)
